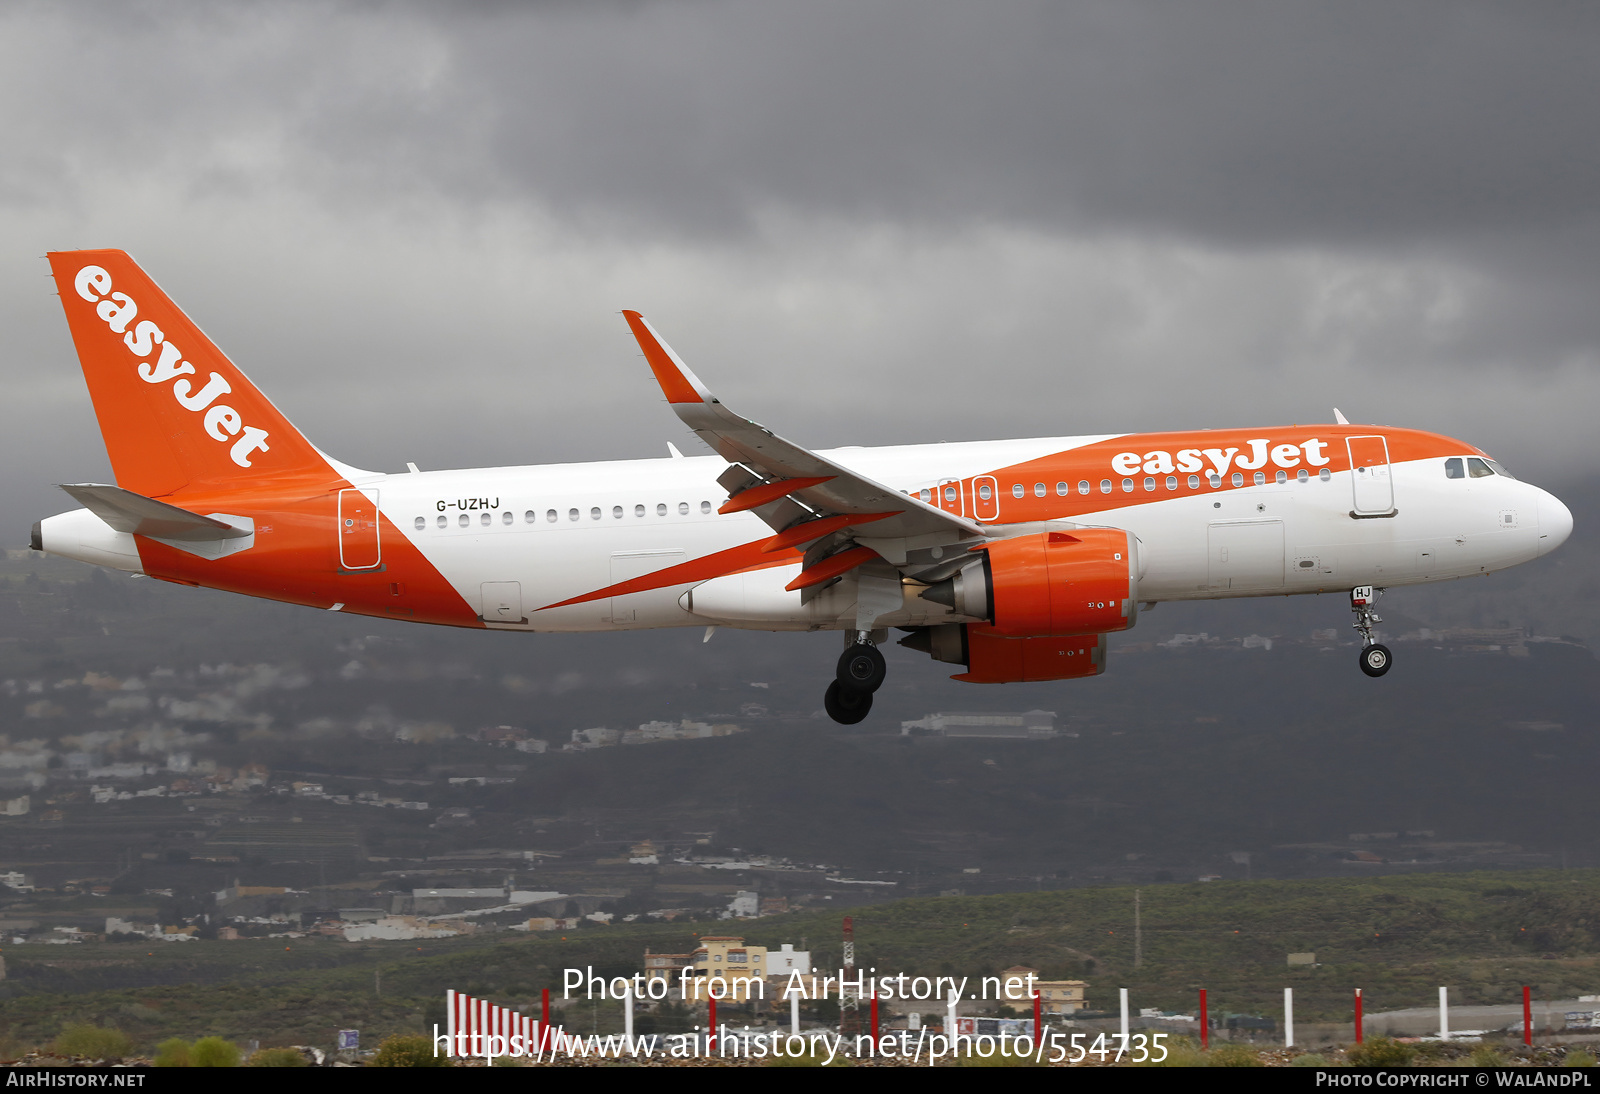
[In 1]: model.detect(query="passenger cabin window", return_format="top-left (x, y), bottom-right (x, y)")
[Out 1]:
top-left (1034, 483), bottom-right (1046, 497)
top-left (1076, 481), bottom-right (1088, 495)
top-left (568, 508), bottom-right (579, 521)
top-left (1275, 470), bottom-right (1287, 484)
top-left (657, 503), bottom-right (667, 516)
top-left (1468, 457), bottom-right (1495, 479)
top-left (678, 502), bottom-right (690, 515)
top-left (1319, 468), bottom-right (1331, 481)
top-left (1143, 476), bottom-right (1156, 491)
top-left (701, 501), bottom-right (712, 514)
top-left (413, 516), bottom-right (425, 531)
top-left (919, 489), bottom-right (931, 503)
top-left (502, 511), bottom-right (513, 525)
top-left (1012, 484), bottom-right (1024, 498)
top-left (1253, 471), bottom-right (1266, 486)
top-left (547, 509), bottom-right (557, 522)
top-left (978, 483), bottom-right (992, 501)
top-left (525, 510), bottom-right (536, 523)
top-left (635, 504), bottom-right (645, 517)
top-left (1100, 479), bottom-right (1112, 494)
top-left (458, 513), bottom-right (469, 527)
top-left (1188, 475), bottom-right (1200, 489)
top-left (1445, 457), bottom-right (1464, 479)
top-left (1058, 482), bottom-right (1070, 496)
top-left (590, 507), bottom-right (601, 520)
top-left (611, 505), bottom-right (622, 519)
top-left (480, 511), bottom-right (491, 526)
top-left (944, 486), bottom-right (957, 502)
top-left (1231, 472), bottom-right (1244, 487)
top-left (1122, 478), bottom-right (1134, 492)
top-left (1166, 475), bottom-right (1177, 490)
top-left (1296, 469), bottom-right (1309, 483)
top-left (436, 515), bottom-right (447, 529)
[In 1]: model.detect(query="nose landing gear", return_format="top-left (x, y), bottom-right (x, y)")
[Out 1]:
top-left (825, 632), bottom-right (886, 724)
top-left (1351, 585), bottom-right (1392, 677)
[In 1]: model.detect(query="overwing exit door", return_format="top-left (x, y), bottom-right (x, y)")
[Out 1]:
top-left (935, 478), bottom-right (965, 517)
top-left (972, 475), bottom-right (999, 521)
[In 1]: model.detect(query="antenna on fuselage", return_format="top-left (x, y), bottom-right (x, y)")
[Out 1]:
top-left (1333, 408), bottom-right (1351, 425)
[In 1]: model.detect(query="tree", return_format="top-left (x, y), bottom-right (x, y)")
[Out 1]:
top-left (371, 1034), bottom-right (450, 1067)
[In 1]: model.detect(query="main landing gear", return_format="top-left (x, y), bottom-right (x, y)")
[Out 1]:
top-left (825, 632), bottom-right (886, 724)
top-left (1351, 585), bottom-right (1392, 678)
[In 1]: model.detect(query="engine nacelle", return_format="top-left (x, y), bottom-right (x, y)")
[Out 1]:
top-left (921, 528), bottom-right (1139, 637)
top-left (958, 627), bottom-right (1108, 683)
top-left (897, 622), bottom-right (1109, 682)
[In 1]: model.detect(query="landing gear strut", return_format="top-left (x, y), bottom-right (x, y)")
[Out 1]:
top-left (1351, 585), bottom-right (1392, 678)
top-left (825, 632), bottom-right (886, 724)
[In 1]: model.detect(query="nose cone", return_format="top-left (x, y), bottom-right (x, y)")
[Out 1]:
top-left (1536, 488), bottom-right (1573, 557)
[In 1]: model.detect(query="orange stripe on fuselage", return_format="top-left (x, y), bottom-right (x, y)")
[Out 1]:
top-left (131, 481), bottom-right (482, 627)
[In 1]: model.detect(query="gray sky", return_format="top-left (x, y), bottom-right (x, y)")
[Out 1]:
top-left (5, 1), bottom-right (1598, 545)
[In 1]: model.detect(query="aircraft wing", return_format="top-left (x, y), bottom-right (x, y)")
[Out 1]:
top-left (623, 311), bottom-right (985, 550)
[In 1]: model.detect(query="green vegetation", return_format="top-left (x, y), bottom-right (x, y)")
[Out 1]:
top-left (1566, 1050), bottom-right (1597, 1067)
top-left (153, 1038), bottom-right (190, 1067)
top-left (1346, 1038), bottom-right (1416, 1067)
top-left (1140, 1036), bottom-right (1204, 1067)
top-left (1469, 1044), bottom-right (1508, 1067)
top-left (247, 1047), bottom-right (308, 1066)
top-left (190, 1037), bottom-right (241, 1067)
top-left (371, 1034), bottom-right (450, 1067)
top-left (1205, 1043), bottom-right (1263, 1067)
top-left (49, 1024), bottom-right (133, 1060)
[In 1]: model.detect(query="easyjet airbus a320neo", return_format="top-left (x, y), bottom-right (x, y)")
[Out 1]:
top-left (33, 250), bottom-right (1575, 723)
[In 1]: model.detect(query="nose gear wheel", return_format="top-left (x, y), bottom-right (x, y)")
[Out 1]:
top-left (1349, 586), bottom-right (1393, 677)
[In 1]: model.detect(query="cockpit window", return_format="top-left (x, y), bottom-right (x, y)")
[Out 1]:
top-left (1468, 457), bottom-right (1496, 479)
top-left (1484, 459), bottom-right (1516, 480)
top-left (1445, 457), bottom-right (1464, 479)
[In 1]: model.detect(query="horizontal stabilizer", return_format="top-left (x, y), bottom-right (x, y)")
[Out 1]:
top-left (58, 483), bottom-right (250, 542)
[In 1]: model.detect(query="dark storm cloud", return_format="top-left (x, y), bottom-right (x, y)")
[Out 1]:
top-left (429, 2), bottom-right (1600, 244)
top-left (21, 2), bottom-right (1597, 244)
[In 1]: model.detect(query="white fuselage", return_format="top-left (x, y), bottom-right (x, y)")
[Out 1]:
top-left (353, 435), bottom-right (1568, 634)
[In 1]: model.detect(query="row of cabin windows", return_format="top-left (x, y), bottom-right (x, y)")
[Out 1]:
top-left (918, 467), bottom-right (1333, 506)
top-left (413, 500), bottom-right (714, 531)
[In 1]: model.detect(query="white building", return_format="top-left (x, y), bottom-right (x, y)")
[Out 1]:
top-left (900, 711), bottom-right (1056, 739)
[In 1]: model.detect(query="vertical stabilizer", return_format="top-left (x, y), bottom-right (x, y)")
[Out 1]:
top-left (47, 250), bottom-right (332, 497)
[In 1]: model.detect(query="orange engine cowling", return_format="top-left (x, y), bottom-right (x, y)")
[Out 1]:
top-left (921, 528), bottom-right (1139, 637)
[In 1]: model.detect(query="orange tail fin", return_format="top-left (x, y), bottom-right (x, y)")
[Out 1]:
top-left (47, 249), bottom-right (332, 498)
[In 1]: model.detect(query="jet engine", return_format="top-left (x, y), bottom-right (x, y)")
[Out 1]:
top-left (902, 528), bottom-right (1138, 684)
top-left (919, 528), bottom-right (1139, 637)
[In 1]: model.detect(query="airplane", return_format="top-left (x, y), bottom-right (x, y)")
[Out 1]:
top-left (32, 250), bottom-right (1574, 724)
